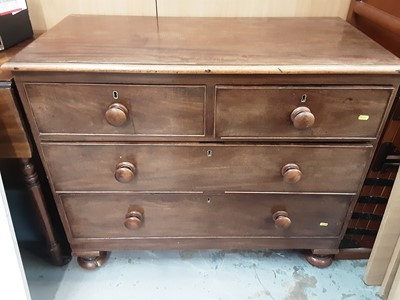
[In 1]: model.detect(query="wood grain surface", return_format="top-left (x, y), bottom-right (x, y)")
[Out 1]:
top-left (4, 16), bottom-right (400, 74)
top-left (0, 88), bottom-right (31, 158)
top-left (216, 85), bottom-right (393, 139)
top-left (42, 143), bottom-right (371, 193)
top-left (61, 193), bottom-right (351, 239)
top-left (24, 83), bottom-right (206, 136)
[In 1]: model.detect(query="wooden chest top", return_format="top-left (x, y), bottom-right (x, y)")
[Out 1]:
top-left (3, 15), bottom-right (400, 74)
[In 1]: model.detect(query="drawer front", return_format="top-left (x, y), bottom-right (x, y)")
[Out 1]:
top-left (24, 83), bottom-right (205, 137)
top-left (43, 143), bottom-right (371, 193)
top-left (62, 194), bottom-right (351, 239)
top-left (216, 86), bottom-right (393, 139)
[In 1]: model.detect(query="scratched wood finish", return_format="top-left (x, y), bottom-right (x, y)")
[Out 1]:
top-left (42, 143), bottom-right (371, 193)
top-left (216, 86), bottom-right (393, 139)
top-left (61, 194), bottom-right (351, 239)
top-left (4, 16), bottom-right (400, 74)
top-left (9, 16), bottom-right (400, 265)
top-left (24, 83), bottom-right (206, 136)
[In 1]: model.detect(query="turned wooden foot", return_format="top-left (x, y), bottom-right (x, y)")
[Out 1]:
top-left (305, 253), bottom-right (333, 268)
top-left (77, 251), bottom-right (109, 270)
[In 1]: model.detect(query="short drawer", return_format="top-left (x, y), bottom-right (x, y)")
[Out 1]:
top-left (61, 194), bottom-right (351, 239)
top-left (216, 86), bottom-right (393, 140)
top-left (24, 83), bottom-right (205, 137)
top-left (43, 143), bottom-right (371, 193)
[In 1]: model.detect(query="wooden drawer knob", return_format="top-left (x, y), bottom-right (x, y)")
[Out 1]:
top-left (281, 163), bottom-right (303, 183)
top-left (114, 162), bottom-right (136, 183)
top-left (290, 106), bottom-right (315, 129)
top-left (272, 211), bottom-right (291, 229)
top-left (124, 210), bottom-right (144, 230)
top-left (105, 103), bottom-right (128, 126)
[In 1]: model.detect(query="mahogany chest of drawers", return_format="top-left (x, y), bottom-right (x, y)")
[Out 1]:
top-left (4, 15), bottom-right (400, 269)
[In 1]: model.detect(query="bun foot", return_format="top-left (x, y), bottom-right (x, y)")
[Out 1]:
top-left (305, 254), bottom-right (333, 268)
top-left (77, 251), bottom-right (109, 270)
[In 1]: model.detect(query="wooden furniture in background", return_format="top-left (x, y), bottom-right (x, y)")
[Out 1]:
top-left (346, 0), bottom-right (400, 297)
top-left (0, 41), bottom-right (32, 159)
top-left (338, 0), bottom-right (400, 260)
top-left (4, 15), bottom-right (400, 269)
top-left (0, 41), bottom-right (67, 266)
top-left (347, 0), bottom-right (400, 57)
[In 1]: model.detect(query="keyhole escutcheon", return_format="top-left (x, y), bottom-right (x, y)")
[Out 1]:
top-left (112, 90), bottom-right (119, 100)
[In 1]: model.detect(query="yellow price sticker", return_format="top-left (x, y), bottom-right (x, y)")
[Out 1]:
top-left (358, 115), bottom-right (369, 121)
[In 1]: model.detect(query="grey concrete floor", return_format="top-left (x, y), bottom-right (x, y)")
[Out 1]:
top-left (21, 249), bottom-right (380, 300)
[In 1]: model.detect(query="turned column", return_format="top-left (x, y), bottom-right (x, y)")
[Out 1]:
top-left (21, 158), bottom-right (67, 266)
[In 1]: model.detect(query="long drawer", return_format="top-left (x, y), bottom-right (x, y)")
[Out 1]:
top-left (43, 143), bottom-right (372, 193)
top-left (24, 83), bottom-right (206, 137)
top-left (216, 86), bottom-right (393, 140)
top-left (61, 194), bottom-right (352, 239)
